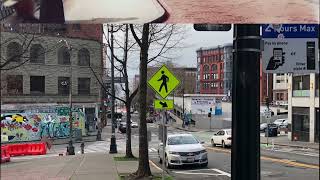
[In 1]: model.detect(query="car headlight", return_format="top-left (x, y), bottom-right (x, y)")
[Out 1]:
top-left (169, 151), bottom-right (180, 155)
top-left (200, 149), bottom-right (207, 154)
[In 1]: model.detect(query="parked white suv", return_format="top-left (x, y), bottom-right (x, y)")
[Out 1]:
top-left (273, 119), bottom-right (288, 127)
top-left (211, 129), bottom-right (232, 148)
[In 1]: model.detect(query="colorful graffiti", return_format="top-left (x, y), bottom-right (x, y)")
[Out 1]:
top-left (1, 110), bottom-right (85, 142)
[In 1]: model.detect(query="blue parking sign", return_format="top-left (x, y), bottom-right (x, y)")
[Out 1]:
top-left (262, 24), bottom-right (318, 38)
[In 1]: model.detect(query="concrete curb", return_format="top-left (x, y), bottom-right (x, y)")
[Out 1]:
top-left (173, 126), bottom-right (201, 132)
top-left (261, 142), bottom-right (319, 150)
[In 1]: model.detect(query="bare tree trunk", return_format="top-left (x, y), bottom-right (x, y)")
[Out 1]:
top-left (124, 25), bottom-right (135, 158)
top-left (125, 102), bottom-right (134, 157)
top-left (136, 24), bottom-right (152, 177)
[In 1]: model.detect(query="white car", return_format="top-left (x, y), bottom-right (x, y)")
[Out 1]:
top-left (131, 121), bottom-right (138, 128)
top-left (158, 134), bottom-right (208, 168)
top-left (273, 119), bottom-right (288, 127)
top-left (211, 129), bottom-right (232, 148)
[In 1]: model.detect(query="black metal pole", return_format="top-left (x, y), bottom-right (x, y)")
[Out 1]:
top-left (109, 25), bottom-right (117, 153)
top-left (67, 43), bottom-right (74, 155)
top-left (182, 88), bottom-right (185, 128)
top-left (231, 24), bottom-right (261, 180)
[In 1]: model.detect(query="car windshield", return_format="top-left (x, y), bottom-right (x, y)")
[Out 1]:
top-left (167, 136), bottom-right (199, 145)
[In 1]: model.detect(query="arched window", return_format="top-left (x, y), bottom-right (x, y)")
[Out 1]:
top-left (7, 42), bottom-right (22, 62)
top-left (203, 65), bottom-right (210, 72)
top-left (78, 48), bottom-right (90, 66)
top-left (58, 46), bottom-right (70, 65)
top-left (212, 64), bottom-right (218, 71)
top-left (30, 44), bottom-right (45, 63)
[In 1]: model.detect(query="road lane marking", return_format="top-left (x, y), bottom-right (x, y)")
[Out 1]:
top-left (212, 168), bottom-right (231, 177)
top-left (205, 146), bottom-right (319, 170)
top-left (172, 169), bottom-right (231, 177)
top-left (173, 172), bottom-right (224, 176)
top-left (261, 156), bottom-right (320, 169)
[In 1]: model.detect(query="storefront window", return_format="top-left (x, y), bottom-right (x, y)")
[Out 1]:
top-left (316, 74), bottom-right (319, 97)
top-left (292, 75), bottom-right (310, 97)
top-left (292, 107), bottom-right (310, 142)
top-left (315, 108), bottom-right (319, 143)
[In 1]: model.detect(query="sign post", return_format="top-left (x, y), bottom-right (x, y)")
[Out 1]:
top-left (148, 65), bottom-right (180, 180)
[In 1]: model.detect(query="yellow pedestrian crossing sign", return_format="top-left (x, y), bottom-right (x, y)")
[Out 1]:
top-left (148, 65), bottom-right (180, 99)
top-left (154, 99), bottom-right (174, 110)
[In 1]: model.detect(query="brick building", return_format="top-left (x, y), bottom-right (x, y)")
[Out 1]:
top-left (196, 44), bottom-right (233, 95)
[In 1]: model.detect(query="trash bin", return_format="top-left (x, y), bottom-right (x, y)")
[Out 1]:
top-left (265, 126), bottom-right (278, 137)
top-left (75, 129), bottom-right (82, 141)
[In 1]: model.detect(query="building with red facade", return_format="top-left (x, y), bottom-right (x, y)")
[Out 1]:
top-left (196, 44), bottom-right (233, 95)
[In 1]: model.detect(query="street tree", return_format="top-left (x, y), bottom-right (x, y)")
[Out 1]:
top-left (130, 24), bottom-right (186, 178)
top-left (104, 24), bottom-right (139, 158)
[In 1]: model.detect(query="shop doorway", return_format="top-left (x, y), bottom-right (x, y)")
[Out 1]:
top-left (292, 107), bottom-right (310, 142)
top-left (315, 108), bottom-right (319, 142)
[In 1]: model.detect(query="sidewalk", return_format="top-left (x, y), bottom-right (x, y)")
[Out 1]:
top-left (261, 135), bottom-right (319, 150)
top-left (0, 152), bottom-right (164, 180)
top-left (170, 123), bottom-right (319, 150)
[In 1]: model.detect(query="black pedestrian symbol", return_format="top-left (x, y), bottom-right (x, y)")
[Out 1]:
top-left (158, 71), bottom-right (169, 93)
top-left (159, 101), bottom-right (168, 108)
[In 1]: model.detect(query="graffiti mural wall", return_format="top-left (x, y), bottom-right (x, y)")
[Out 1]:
top-left (1, 111), bottom-right (85, 142)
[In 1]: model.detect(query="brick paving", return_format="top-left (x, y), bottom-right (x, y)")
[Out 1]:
top-left (159, 0), bottom-right (319, 23)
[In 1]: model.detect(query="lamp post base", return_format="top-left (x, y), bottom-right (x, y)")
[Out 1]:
top-left (67, 140), bottom-right (75, 155)
top-left (96, 129), bottom-right (102, 141)
top-left (109, 135), bottom-right (117, 154)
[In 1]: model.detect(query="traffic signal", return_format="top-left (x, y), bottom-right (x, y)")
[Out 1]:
top-left (208, 112), bottom-right (211, 117)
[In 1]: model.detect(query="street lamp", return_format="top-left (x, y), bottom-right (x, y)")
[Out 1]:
top-left (109, 25), bottom-right (117, 153)
top-left (59, 39), bottom-right (75, 155)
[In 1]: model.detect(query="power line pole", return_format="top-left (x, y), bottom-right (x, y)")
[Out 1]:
top-left (231, 24), bottom-right (260, 180)
top-left (109, 24), bottom-right (117, 154)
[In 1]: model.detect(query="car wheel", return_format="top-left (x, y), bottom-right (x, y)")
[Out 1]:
top-left (211, 139), bottom-right (216, 147)
top-left (165, 155), bottom-right (172, 169)
top-left (222, 141), bottom-right (226, 148)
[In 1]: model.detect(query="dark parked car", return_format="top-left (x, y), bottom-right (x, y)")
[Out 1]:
top-left (260, 123), bottom-right (277, 132)
top-left (118, 122), bottom-right (126, 133)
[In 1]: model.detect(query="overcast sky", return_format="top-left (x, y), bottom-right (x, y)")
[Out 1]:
top-left (104, 24), bottom-right (233, 83)
top-left (174, 24), bottom-right (233, 67)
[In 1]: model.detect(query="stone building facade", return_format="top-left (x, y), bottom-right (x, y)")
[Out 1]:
top-left (1, 29), bottom-right (104, 128)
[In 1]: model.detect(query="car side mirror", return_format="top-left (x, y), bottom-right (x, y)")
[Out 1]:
top-left (200, 141), bottom-right (205, 144)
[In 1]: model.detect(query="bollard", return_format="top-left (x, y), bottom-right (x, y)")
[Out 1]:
top-left (80, 142), bottom-right (85, 154)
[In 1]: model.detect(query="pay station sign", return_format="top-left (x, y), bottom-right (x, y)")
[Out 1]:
top-left (262, 24), bottom-right (319, 73)
top-left (148, 65), bottom-right (180, 99)
top-left (154, 100), bottom-right (174, 110)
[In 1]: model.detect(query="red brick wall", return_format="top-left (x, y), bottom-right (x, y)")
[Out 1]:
top-left (65, 24), bottom-right (103, 42)
top-left (199, 48), bottom-right (224, 94)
